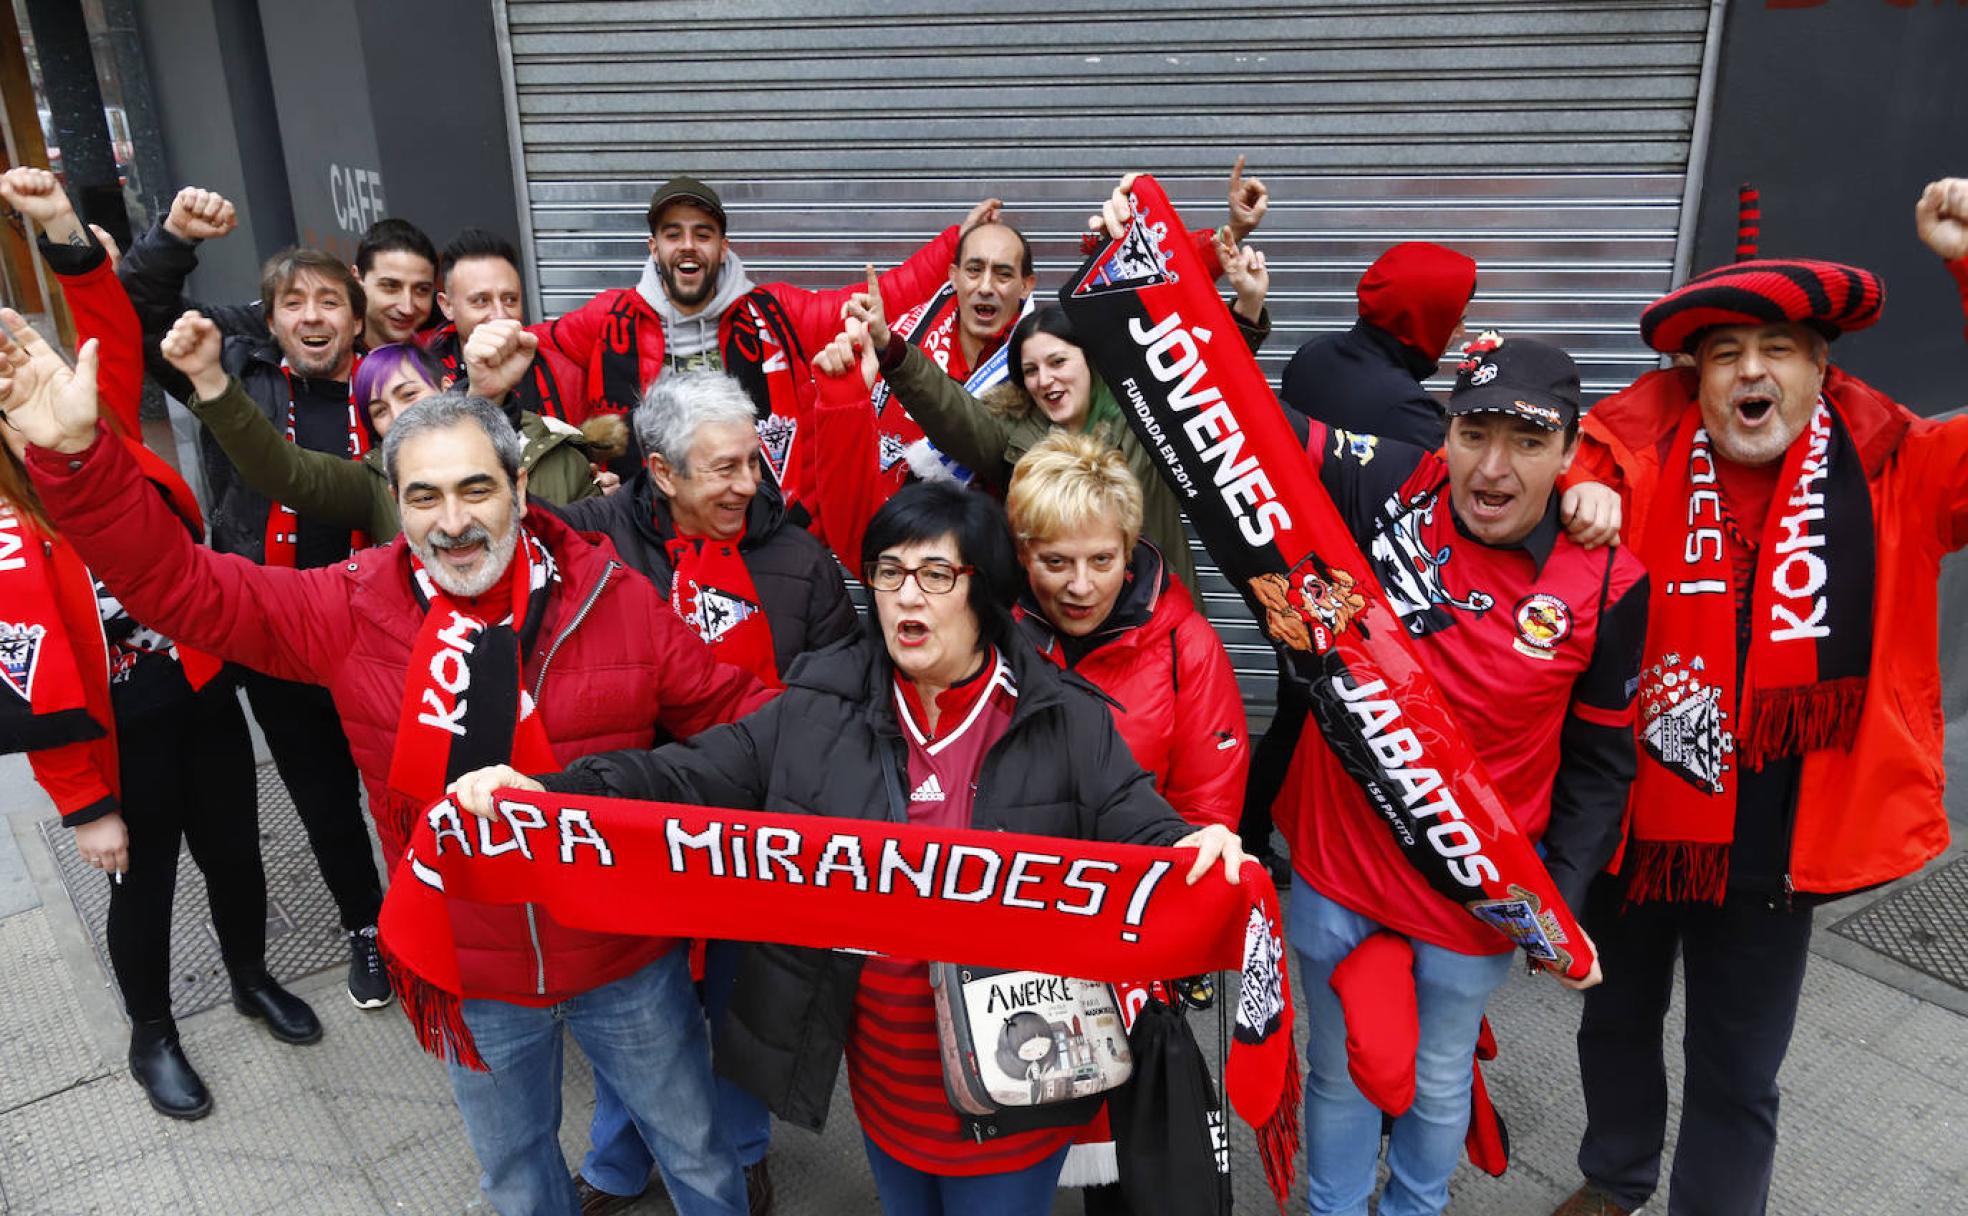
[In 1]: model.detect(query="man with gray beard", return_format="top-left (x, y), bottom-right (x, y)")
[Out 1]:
top-left (0, 329), bottom-right (773, 1216)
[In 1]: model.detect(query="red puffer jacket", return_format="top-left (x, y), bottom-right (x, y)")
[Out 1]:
top-left (1014, 544), bottom-right (1248, 829)
top-left (29, 428), bottom-right (772, 1002)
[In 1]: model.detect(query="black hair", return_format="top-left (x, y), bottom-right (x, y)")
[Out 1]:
top-left (995, 1012), bottom-right (1059, 1079)
top-left (441, 227), bottom-right (523, 289)
top-left (956, 220), bottom-right (1034, 279)
top-left (1006, 305), bottom-right (1084, 386)
top-left (860, 480), bottom-right (1022, 649)
top-left (355, 218), bottom-right (437, 276)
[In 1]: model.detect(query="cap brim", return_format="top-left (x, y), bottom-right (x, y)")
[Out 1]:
top-left (1444, 385), bottom-right (1573, 431)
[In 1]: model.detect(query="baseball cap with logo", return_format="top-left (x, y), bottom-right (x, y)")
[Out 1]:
top-left (646, 175), bottom-right (728, 235)
top-left (1446, 337), bottom-right (1581, 433)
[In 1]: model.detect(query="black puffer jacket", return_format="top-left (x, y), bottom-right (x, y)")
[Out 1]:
top-left (1279, 320), bottom-right (1449, 451)
top-left (547, 473), bottom-right (856, 675)
top-left (543, 633), bottom-right (1191, 1137)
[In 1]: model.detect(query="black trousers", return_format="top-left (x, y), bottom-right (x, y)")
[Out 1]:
top-left (1574, 876), bottom-right (1815, 1216)
top-left (239, 671), bottom-right (382, 931)
top-left (1238, 664), bottom-right (1310, 859)
top-left (107, 679), bottom-right (266, 1024)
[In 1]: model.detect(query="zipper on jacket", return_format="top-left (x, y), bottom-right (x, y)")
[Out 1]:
top-left (531, 560), bottom-right (617, 702)
top-left (524, 905), bottom-right (547, 996)
top-left (523, 558), bottom-right (617, 994)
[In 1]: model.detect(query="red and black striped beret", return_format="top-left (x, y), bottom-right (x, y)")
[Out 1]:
top-left (1639, 259), bottom-right (1885, 354)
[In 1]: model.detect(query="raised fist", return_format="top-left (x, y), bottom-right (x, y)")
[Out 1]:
top-left (464, 317), bottom-right (539, 403)
top-left (1916, 178), bottom-right (1968, 262)
top-left (159, 311), bottom-right (228, 401)
top-left (0, 167), bottom-right (76, 230)
top-left (165, 187), bottom-right (238, 243)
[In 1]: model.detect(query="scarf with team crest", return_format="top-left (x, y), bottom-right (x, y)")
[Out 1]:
top-left (664, 525), bottom-right (780, 687)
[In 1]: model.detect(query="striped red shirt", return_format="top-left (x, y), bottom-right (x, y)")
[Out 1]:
top-left (847, 652), bottom-right (1076, 1174)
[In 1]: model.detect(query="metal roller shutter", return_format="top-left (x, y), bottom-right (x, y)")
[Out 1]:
top-left (497, 0), bottom-right (1716, 720)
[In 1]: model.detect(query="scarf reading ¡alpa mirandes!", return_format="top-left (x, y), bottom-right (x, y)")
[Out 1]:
top-left (1623, 395), bottom-right (1873, 903)
top-left (264, 364), bottom-right (372, 567)
top-left (599, 289), bottom-right (807, 494)
top-left (1059, 175), bottom-right (1594, 981)
top-left (664, 526), bottom-right (780, 687)
top-left (381, 790), bottom-right (1302, 1210)
top-left (376, 531), bottom-right (559, 1064)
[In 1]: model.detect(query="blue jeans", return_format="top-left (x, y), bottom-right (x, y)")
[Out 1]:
top-left (581, 941), bottom-right (772, 1196)
top-left (1290, 888), bottom-right (1514, 1216)
top-left (445, 948), bottom-right (747, 1216)
top-left (862, 1134), bottom-right (1069, 1216)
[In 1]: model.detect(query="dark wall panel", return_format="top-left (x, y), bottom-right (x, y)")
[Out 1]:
top-left (1690, 1), bottom-right (1968, 416)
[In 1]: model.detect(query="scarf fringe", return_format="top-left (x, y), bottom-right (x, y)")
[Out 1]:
top-left (1256, 1044), bottom-right (1302, 1214)
top-left (1622, 839), bottom-right (1730, 907)
top-left (1739, 677), bottom-right (1867, 770)
top-left (379, 938), bottom-right (486, 1072)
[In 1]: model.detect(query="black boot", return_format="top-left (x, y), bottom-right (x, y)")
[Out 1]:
top-left (129, 1019), bottom-right (213, 1120)
top-left (230, 974), bottom-right (323, 1044)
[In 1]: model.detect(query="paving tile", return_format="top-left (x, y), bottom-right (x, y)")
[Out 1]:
top-left (0, 912), bottom-right (109, 1114)
top-left (0, 822), bottom-right (38, 920)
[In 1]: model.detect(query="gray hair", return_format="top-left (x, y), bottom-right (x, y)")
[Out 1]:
top-left (381, 392), bottom-right (522, 488)
top-left (633, 370), bottom-right (759, 475)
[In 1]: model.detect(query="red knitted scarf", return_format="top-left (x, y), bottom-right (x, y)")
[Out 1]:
top-left (664, 525), bottom-right (779, 687)
top-left (265, 363), bottom-right (371, 567)
top-left (1624, 396), bottom-right (1873, 902)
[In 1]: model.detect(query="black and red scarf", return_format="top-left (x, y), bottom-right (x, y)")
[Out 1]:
top-left (1060, 175), bottom-right (1595, 978)
top-left (377, 530), bottom-right (559, 1064)
top-left (0, 504), bottom-right (102, 753)
top-left (664, 526), bottom-right (780, 687)
top-left (1624, 396), bottom-right (1874, 903)
top-left (598, 290), bottom-right (808, 493)
top-left (266, 363), bottom-right (372, 567)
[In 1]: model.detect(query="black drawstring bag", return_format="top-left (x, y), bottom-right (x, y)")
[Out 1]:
top-left (1108, 997), bottom-right (1230, 1215)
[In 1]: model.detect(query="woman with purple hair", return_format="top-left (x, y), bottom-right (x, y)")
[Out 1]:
top-left (163, 331), bottom-right (603, 543)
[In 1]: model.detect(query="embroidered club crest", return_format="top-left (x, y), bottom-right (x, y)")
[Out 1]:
top-left (1070, 203), bottom-right (1172, 298)
top-left (1332, 428), bottom-right (1379, 467)
top-left (877, 431), bottom-right (907, 473)
top-left (756, 414), bottom-right (796, 484)
top-left (1234, 904), bottom-right (1286, 1044)
top-left (0, 620), bottom-right (47, 704)
top-left (1467, 883), bottom-right (1572, 970)
top-left (1512, 593), bottom-right (1572, 660)
top-left (1640, 652), bottom-right (1732, 793)
top-left (1468, 362), bottom-right (1499, 387)
top-left (683, 584), bottom-right (762, 646)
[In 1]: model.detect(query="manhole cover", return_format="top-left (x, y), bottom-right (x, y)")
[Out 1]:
top-left (1829, 854), bottom-right (1968, 991)
top-left (40, 761), bottom-right (354, 1018)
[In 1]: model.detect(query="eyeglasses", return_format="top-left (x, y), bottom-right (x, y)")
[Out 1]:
top-left (862, 559), bottom-right (974, 595)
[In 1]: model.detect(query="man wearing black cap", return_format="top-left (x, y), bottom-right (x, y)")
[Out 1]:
top-left (1551, 185), bottom-right (1968, 1216)
top-left (1275, 337), bottom-right (1648, 1216)
top-left (536, 175), bottom-right (993, 529)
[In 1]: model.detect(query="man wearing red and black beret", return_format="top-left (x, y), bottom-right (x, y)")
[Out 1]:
top-left (1552, 182), bottom-right (1968, 1216)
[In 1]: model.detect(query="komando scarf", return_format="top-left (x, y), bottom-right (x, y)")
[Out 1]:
top-left (377, 531), bottom-right (558, 1064)
top-left (1623, 395), bottom-right (1873, 902)
top-left (383, 790), bottom-right (1301, 1210)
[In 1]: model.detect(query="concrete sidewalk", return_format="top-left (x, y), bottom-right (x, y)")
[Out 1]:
top-left (2, 740), bottom-right (1965, 1213)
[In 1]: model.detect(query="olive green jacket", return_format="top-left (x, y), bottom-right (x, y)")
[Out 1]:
top-left (186, 377), bottom-right (599, 540)
top-left (881, 307), bottom-right (1270, 610)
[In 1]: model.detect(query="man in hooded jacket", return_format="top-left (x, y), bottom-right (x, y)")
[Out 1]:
top-left (1279, 241), bottom-right (1479, 449)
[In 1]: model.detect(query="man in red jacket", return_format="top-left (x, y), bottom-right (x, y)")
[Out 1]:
top-left (534, 175), bottom-right (983, 533)
top-left (1551, 184), bottom-right (1968, 1216)
top-left (0, 328), bottom-right (770, 1216)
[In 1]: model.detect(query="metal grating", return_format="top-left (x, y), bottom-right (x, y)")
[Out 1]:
top-left (1830, 855), bottom-right (1968, 993)
top-left (39, 762), bottom-right (352, 1019)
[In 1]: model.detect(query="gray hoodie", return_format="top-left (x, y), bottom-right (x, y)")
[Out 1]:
top-left (637, 248), bottom-right (758, 362)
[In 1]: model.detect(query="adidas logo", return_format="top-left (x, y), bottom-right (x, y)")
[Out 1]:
top-left (910, 774), bottom-right (946, 803)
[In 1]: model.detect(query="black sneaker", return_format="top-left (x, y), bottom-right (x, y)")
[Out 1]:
top-left (347, 925), bottom-right (392, 1009)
